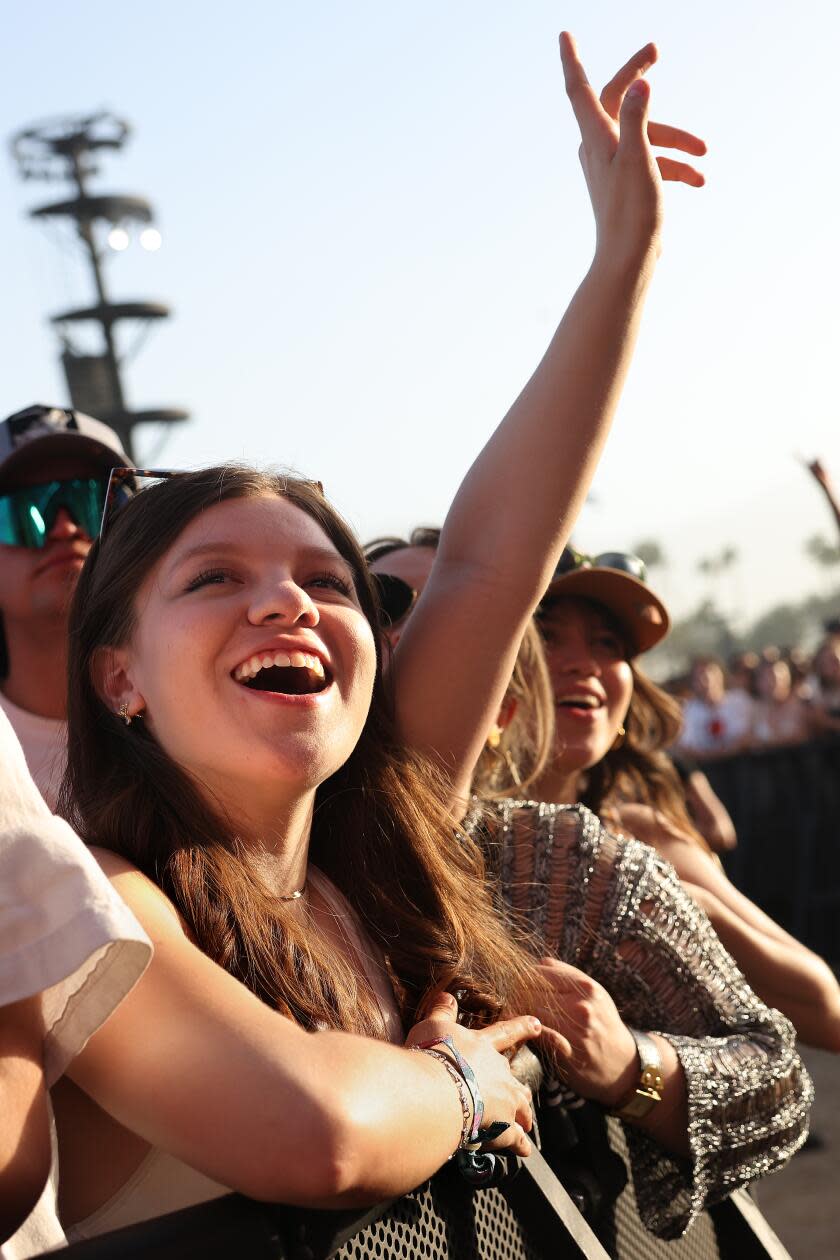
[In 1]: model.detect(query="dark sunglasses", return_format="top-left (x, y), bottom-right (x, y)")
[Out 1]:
top-left (98, 466), bottom-right (329, 544)
top-left (0, 477), bottom-right (109, 549)
top-left (371, 573), bottom-right (419, 628)
top-left (553, 547), bottom-right (647, 583)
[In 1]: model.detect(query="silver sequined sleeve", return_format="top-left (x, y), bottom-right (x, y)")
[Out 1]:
top-left (469, 799), bottom-right (813, 1240)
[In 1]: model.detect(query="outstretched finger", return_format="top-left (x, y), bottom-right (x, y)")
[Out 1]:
top-left (539, 1026), bottom-right (575, 1064)
top-left (538, 1024), bottom-right (573, 1059)
top-left (647, 121), bottom-right (707, 156)
top-left (484, 1122), bottom-right (533, 1157)
top-left (616, 76), bottom-right (653, 160)
top-left (559, 31), bottom-right (615, 150)
top-left (600, 42), bottom-right (658, 118)
top-left (656, 155), bottom-right (705, 186)
top-left (484, 1014), bottom-right (542, 1053)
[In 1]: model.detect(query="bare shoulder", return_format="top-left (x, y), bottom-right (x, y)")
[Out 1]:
top-left (88, 846), bottom-right (142, 877)
top-left (88, 846), bottom-right (185, 938)
top-left (612, 807), bottom-right (726, 894)
top-left (613, 802), bottom-right (690, 849)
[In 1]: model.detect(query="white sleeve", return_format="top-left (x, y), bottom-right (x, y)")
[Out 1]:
top-left (0, 706), bottom-right (151, 1083)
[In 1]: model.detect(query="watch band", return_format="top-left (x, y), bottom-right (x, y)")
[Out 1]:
top-left (609, 1029), bottom-right (664, 1122)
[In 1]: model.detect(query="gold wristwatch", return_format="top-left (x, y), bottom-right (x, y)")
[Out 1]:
top-left (609, 1029), bottom-right (664, 1122)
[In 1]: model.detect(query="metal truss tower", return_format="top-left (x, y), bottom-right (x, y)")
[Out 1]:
top-left (10, 111), bottom-right (188, 460)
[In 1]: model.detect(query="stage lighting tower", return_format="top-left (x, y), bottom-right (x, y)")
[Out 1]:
top-left (10, 111), bottom-right (188, 460)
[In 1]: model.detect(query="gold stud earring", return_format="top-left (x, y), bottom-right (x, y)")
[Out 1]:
top-left (487, 723), bottom-right (503, 750)
top-left (611, 723), bottom-right (626, 751)
top-left (118, 703), bottom-right (133, 726)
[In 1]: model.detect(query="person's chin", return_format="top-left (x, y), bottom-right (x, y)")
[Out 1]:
top-left (555, 733), bottom-right (613, 774)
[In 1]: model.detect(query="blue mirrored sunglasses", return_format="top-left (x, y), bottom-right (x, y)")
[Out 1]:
top-left (0, 477), bottom-right (108, 549)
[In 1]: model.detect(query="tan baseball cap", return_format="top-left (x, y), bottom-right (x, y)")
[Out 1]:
top-left (540, 557), bottom-right (670, 657)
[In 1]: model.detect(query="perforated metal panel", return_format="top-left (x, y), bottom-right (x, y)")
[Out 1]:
top-left (54, 1125), bottom-right (788, 1260)
top-left (595, 1118), bottom-right (722, 1259)
top-left (327, 1171), bottom-right (568, 1260)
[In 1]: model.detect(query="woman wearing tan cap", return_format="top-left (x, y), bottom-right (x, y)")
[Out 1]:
top-left (519, 549), bottom-right (840, 1055)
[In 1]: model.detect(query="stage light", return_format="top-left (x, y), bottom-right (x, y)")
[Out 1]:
top-left (139, 227), bottom-right (162, 252)
top-left (107, 226), bottom-right (130, 251)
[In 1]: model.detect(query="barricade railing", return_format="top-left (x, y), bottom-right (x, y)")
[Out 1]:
top-left (701, 737), bottom-right (840, 960)
top-left (49, 1110), bottom-right (792, 1260)
top-left (37, 743), bottom-right (824, 1260)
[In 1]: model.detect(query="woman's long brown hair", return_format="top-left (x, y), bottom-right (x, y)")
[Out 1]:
top-left (60, 467), bottom-right (542, 1036)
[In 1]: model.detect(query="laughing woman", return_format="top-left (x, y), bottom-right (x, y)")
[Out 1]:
top-left (54, 32), bottom-right (716, 1240)
top-left (55, 469), bottom-right (543, 1238)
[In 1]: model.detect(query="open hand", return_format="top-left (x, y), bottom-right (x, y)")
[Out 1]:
top-left (560, 32), bottom-right (706, 266)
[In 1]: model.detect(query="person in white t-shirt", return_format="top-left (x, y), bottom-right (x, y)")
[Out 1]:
top-left (678, 657), bottom-right (754, 760)
top-left (0, 406), bottom-right (128, 807)
top-left (0, 704), bottom-right (151, 1258)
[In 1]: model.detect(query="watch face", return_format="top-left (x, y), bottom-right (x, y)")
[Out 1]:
top-left (641, 1066), bottom-right (664, 1093)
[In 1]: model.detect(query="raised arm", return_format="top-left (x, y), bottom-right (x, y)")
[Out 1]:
top-left (389, 35), bottom-right (705, 801)
top-left (61, 855), bottom-right (537, 1212)
top-left (806, 458), bottom-right (840, 538)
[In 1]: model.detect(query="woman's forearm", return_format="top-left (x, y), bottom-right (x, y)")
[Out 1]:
top-left (0, 995), bottom-right (52, 1243)
top-left (278, 1033), bottom-right (467, 1206)
top-left (630, 1034), bottom-right (689, 1157)
top-left (439, 249), bottom-right (655, 597)
top-left (391, 251), bottom-right (657, 792)
top-left (685, 883), bottom-right (840, 1051)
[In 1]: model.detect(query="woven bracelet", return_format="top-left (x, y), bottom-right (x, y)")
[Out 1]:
top-left (415, 1035), bottom-right (485, 1145)
top-left (414, 1047), bottom-right (474, 1150)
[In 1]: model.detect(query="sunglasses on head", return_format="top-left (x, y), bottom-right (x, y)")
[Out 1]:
top-left (98, 467), bottom-right (180, 542)
top-left (370, 573), bottom-right (419, 629)
top-left (0, 477), bottom-right (109, 549)
top-left (554, 547), bottom-right (648, 583)
top-left (98, 466), bottom-right (329, 545)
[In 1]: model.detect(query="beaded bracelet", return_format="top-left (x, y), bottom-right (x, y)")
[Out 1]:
top-left (415, 1035), bottom-right (485, 1146)
top-left (416, 1047), bottom-right (474, 1150)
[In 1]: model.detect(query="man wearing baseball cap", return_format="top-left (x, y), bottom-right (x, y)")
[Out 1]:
top-left (0, 405), bottom-right (128, 806)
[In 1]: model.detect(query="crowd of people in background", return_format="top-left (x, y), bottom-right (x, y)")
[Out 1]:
top-left (670, 632), bottom-right (840, 761)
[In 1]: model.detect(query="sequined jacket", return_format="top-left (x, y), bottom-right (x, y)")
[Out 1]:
top-left (468, 799), bottom-right (813, 1240)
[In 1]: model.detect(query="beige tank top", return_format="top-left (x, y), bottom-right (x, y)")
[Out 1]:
top-left (66, 868), bottom-right (403, 1241)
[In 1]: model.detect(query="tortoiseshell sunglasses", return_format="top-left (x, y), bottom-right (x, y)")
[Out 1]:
top-left (98, 467), bottom-right (326, 544)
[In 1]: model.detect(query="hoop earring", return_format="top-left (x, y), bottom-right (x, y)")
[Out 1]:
top-left (118, 703), bottom-right (133, 726)
top-left (611, 724), bottom-right (626, 751)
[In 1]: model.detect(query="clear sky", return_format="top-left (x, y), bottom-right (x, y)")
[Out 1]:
top-left (2, 1), bottom-right (838, 629)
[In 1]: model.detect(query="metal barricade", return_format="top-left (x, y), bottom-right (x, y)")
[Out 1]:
top-left (703, 738), bottom-right (840, 959)
top-left (49, 1127), bottom-right (791, 1260)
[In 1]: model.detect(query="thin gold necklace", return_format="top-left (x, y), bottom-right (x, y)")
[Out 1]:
top-left (278, 882), bottom-right (307, 902)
